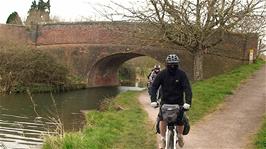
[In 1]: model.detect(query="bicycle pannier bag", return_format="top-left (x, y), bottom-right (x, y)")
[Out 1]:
top-left (161, 104), bottom-right (180, 123)
top-left (183, 113), bottom-right (190, 135)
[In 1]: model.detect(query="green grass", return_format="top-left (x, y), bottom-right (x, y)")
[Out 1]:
top-left (43, 91), bottom-right (157, 149)
top-left (43, 132), bottom-right (86, 149)
top-left (189, 59), bottom-right (265, 124)
top-left (254, 115), bottom-right (266, 149)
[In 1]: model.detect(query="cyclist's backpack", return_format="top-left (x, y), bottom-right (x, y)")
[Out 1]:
top-left (183, 114), bottom-right (190, 135)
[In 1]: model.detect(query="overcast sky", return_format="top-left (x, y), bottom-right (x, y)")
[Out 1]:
top-left (0, 0), bottom-right (143, 23)
top-left (0, 0), bottom-right (265, 42)
top-left (1, 0), bottom-right (265, 23)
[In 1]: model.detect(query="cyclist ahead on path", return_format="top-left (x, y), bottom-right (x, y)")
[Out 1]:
top-left (147, 65), bottom-right (161, 96)
top-left (150, 54), bottom-right (192, 149)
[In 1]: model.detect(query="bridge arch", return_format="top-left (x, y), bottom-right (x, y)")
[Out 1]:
top-left (87, 52), bottom-right (149, 87)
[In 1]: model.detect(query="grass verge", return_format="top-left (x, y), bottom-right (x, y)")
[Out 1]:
top-left (189, 59), bottom-right (265, 124)
top-left (254, 115), bottom-right (266, 149)
top-left (43, 91), bottom-right (156, 149)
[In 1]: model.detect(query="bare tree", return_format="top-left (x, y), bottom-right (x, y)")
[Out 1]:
top-left (99, 0), bottom-right (265, 80)
top-left (234, 4), bottom-right (266, 56)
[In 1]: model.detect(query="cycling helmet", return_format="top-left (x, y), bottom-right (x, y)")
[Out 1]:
top-left (166, 54), bottom-right (180, 64)
top-left (154, 65), bottom-right (161, 73)
top-left (154, 65), bottom-right (161, 69)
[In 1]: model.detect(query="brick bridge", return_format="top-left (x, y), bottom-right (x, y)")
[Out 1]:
top-left (0, 22), bottom-right (258, 87)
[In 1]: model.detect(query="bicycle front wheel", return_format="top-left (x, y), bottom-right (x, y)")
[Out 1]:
top-left (166, 129), bottom-right (175, 149)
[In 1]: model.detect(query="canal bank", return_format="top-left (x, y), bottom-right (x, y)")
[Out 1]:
top-left (42, 91), bottom-right (156, 149)
top-left (0, 86), bottom-right (145, 149)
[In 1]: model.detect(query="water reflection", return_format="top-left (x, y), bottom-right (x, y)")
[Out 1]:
top-left (0, 86), bottom-right (144, 148)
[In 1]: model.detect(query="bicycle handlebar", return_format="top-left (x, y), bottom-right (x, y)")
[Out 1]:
top-left (153, 102), bottom-right (190, 111)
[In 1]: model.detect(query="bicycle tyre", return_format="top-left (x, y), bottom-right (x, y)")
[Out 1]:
top-left (166, 129), bottom-right (175, 149)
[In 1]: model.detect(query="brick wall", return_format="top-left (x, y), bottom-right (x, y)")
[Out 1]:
top-left (0, 24), bottom-right (34, 45)
top-left (203, 32), bottom-right (258, 78)
top-left (36, 22), bottom-right (132, 45)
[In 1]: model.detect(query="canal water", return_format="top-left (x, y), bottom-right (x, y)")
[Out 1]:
top-left (0, 86), bottom-right (145, 149)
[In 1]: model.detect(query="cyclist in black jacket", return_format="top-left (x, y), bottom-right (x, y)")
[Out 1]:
top-left (150, 54), bottom-right (192, 148)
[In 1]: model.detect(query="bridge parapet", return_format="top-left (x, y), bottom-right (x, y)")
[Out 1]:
top-left (36, 22), bottom-right (139, 46)
top-left (0, 24), bottom-right (34, 45)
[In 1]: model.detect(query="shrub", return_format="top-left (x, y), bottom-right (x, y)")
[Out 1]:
top-left (0, 49), bottom-right (69, 93)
